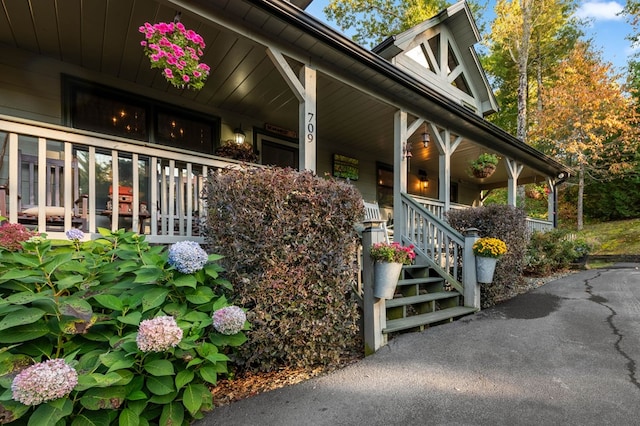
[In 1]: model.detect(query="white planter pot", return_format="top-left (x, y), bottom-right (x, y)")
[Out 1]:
top-left (373, 262), bottom-right (403, 299)
top-left (476, 256), bottom-right (498, 284)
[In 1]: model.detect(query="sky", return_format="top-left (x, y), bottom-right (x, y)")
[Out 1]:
top-left (304, 0), bottom-right (636, 74)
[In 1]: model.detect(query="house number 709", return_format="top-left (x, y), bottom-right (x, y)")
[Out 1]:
top-left (307, 112), bottom-right (315, 143)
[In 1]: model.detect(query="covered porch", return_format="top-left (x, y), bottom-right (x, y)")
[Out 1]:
top-left (0, 0), bottom-right (569, 243)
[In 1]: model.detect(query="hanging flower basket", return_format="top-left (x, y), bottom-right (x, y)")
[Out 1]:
top-left (139, 21), bottom-right (211, 90)
top-left (469, 153), bottom-right (499, 179)
top-left (472, 164), bottom-right (496, 179)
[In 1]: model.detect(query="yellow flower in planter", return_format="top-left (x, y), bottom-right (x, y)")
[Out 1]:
top-left (472, 237), bottom-right (507, 258)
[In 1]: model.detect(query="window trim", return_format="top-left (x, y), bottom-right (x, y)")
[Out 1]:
top-left (62, 75), bottom-right (220, 154)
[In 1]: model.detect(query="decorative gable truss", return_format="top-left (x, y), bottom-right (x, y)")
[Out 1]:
top-left (373, 1), bottom-right (498, 117)
top-left (403, 29), bottom-right (476, 110)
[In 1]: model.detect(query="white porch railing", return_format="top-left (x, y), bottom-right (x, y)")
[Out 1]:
top-left (411, 194), bottom-right (553, 233)
top-left (0, 115), bottom-right (245, 243)
top-left (525, 217), bottom-right (554, 234)
top-left (400, 194), bottom-right (465, 294)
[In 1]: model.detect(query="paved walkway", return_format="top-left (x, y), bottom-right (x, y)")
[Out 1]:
top-left (198, 264), bottom-right (640, 426)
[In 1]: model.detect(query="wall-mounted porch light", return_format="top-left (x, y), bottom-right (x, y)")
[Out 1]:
top-left (403, 141), bottom-right (412, 160)
top-left (234, 125), bottom-right (246, 144)
top-left (418, 169), bottom-right (429, 189)
top-left (421, 124), bottom-right (430, 148)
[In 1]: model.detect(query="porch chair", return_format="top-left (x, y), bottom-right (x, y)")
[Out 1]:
top-left (0, 152), bottom-right (88, 230)
top-left (362, 201), bottom-right (392, 243)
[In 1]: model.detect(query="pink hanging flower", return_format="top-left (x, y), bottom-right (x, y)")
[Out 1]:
top-left (139, 21), bottom-right (211, 90)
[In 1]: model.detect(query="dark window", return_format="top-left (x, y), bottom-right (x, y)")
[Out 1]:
top-left (63, 76), bottom-right (219, 154)
top-left (376, 163), bottom-right (393, 207)
top-left (155, 110), bottom-right (214, 154)
top-left (261, 139), bottom-right (298, 169)
top-left (71, 90), bottom-right (147, 141)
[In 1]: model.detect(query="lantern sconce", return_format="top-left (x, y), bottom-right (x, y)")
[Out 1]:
top-left (403, 141), bottom-right (412, 160)
top-left (418, 169), bottom-right (429, 189)
top-left (421, 125), bottom-right (430, 148)
top-left (233, 124), bottom-right (246, 144)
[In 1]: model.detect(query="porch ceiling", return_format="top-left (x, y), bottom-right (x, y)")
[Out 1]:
top-left (0, 0), bottom-right (563, 188)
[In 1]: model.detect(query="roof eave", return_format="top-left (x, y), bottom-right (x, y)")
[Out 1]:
top-left (245, 0), bottom-right (569, 177)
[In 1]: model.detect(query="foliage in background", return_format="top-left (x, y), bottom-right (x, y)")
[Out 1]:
top-left (484, 0), bottom-right (579, 141)
top-left (203, 167), bottom-right (363, 372)
top-left (0, 228), bottom-right (246, 425)
top-left (531, 41), bottom-right (640, 230)
top-left (324, 0), bottom-right (452, 48)
top-left (446, 205), bottom-right (528, 308)
top-left (483, 184), bottom-right (549, 220)
top-left (523, 230), bottom-right (593, 275)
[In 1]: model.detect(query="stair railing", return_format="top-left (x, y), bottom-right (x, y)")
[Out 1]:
top-left (399, 193), bottom-right (466, 294)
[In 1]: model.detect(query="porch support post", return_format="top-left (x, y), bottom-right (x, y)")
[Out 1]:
top-left (298, 65), bottom-right (317, 172)
top-left (546, 177), bottom-right (557, 226)
top-left (393, 110), bottom-right (408, 240)
top-left (266, 48), bottom-right (316, 172)
top-left (463, 228), bottom-right (481, 310)
top-left (431, 124), bottom-right (462, 213)
top-left (505, 158), bottom-right (523, 206)
top-left (362, 225), bottom-right (388, 354)
top-left (8, 133), bottom-right (18, 224)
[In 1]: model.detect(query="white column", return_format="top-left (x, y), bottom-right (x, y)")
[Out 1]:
top-left (546, 177), bottom-right (556, 225)
top-left (505, 158), bottom-right (523, 206)
top-left (431, 124), bottom-right (462, 213)
top-left (393, 111), bottom-right (408, 241)
top-left (299, 66), bottom-right (317, 172)
top-left (266, 48), bottom-right (316, 172)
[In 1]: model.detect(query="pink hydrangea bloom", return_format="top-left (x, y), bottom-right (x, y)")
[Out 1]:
top-left (0, 222), bottom-right (36, 251)
top-left (11, 359), bottom-right (78, 406)
top-left (136, 316), bottom-right (183, 352)
top-left (212, 306), bottom-right (246, 335)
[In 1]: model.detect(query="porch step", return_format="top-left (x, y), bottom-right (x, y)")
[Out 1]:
top-left (397, 277), bottom-right (444, 287)
top-left (383, 306), bottom-right (477, 334)
top-left (385, 291), bottom-right (460, 308)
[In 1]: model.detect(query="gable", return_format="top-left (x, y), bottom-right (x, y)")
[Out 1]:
top-left (373, 1), bottom-right (497, 117)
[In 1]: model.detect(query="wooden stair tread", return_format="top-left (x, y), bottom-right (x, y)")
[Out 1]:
top-left (386, 292), bottom-right (460, 308)
top-left (383, 306), bottom-right (477, 334)
top-left (403, 264), bottom-right (431, 270)
top-left (397, 277), bottom-right (444, 286)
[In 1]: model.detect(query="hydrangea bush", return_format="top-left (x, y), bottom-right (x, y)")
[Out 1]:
top-left (0, 227), bottom-right (248, 425)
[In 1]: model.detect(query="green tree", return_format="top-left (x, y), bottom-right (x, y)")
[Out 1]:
top-left (484, 0), bottom-right (579, 142)
top-left (531, 42), bottom-right (639, 230)
top-left (324, 0), bottom-right (465, 48)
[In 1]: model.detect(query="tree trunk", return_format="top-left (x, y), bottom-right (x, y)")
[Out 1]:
top-left (577, 162), bottom-right (584, 231)
top-left (516, 0), bottom-right (532, 143)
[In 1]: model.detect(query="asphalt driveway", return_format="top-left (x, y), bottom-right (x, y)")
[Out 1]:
top-left (198, 264), bottom-right (640, 426)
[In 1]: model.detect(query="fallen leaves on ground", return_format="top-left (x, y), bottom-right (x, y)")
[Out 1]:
top-left (211, 350), bottom-right (363, 407)
top-left (212, 365), bottom-right (326, 407)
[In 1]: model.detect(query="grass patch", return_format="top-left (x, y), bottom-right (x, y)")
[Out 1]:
top-left (572, 219), bottom-right (640, 256)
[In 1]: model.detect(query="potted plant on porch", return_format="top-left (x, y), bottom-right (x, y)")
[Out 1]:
top-left (369, 242), bottom-right (416, 299)
top-left (469, 153), bottom-right (499, 178)
top-left (472, 237), bottom-right (508, 283)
